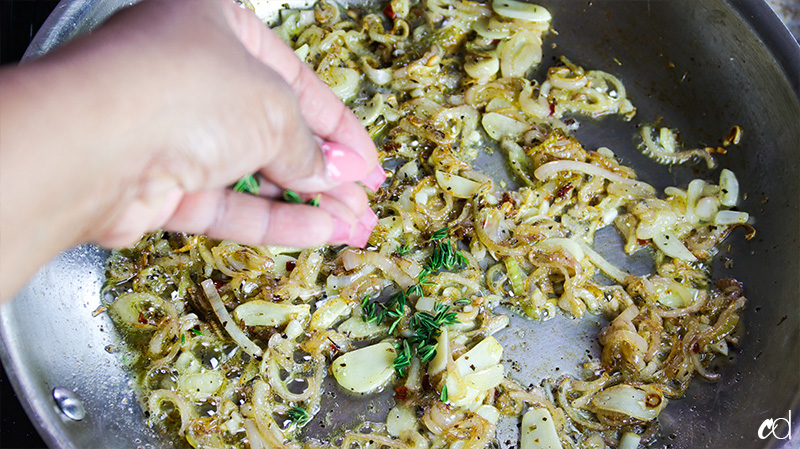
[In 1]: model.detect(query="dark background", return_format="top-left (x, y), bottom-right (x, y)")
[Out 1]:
top-left (1, 2), bottom-right (61, 447)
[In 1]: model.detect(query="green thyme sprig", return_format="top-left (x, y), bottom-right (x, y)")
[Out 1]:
top-left (396, 243), bottom-right (410, 256)
top-left (283, 190), bottom-right (321, 207)
top-left (360, 295), bottom-right (383, 324)
top-left (407, 302), bottom-right (460, 363)
top-left (426, 227), bottom-right (467, 272)
top-left (233, 177), bottom-right (321, 208)
top-left (233, 174), bottom-right (260, 195)
top-left (387, 228), bottom-right (469, 376)
top-left (393, 340), bottom-right (412, 377)
top-left (283, 190), bottom-right (304, 203)
top-left (287, 406), bottom-right (310, 427)
top-left (440, 385), bottom-right (449, 403)
top-left (361, 293), bottom-right (407, 335)
top-left (429, 228), bottom-right (450, 241)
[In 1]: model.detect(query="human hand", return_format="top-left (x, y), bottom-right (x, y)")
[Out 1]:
top-left (0, 0), bottom-right (383, 299)
top-left (86, 0), bottom-right (383, 248)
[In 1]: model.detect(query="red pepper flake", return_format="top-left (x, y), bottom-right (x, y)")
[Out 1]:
top-left (637, 238), bottom-right (651, 246)
top-left (549, 102), bottom-right (556, 116)
top-left (692, 341), bottom-right (701, 353)
top-left (556, 184), bottom-right (573, 199)
top-left (138, 312), bottom-right (148, 325)
top-left (212, 279), bottom-right (227, 290)
top-left (285, 260), bottom-right (297, 273)
top-left (501, 192), bottom-right (517, 206)
top-left (383, 3), bottom-right (395, 19)
top-left (394, 386), bottom-right (409, 401)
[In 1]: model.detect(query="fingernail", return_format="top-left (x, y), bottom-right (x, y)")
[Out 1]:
top-left (347, 208), bottom-right (378, 247)
top-left (360, 164), bottom-right (386, 191)
top-left (329, 216), bottom-right (353, 244)
top-left (322, 141), bottom-right (368, 183)
top-left (360, 207), bottom-right (379, 230)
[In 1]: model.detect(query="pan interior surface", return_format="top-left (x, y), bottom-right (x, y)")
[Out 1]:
top-left (2, 0), bottom-right (798, 448)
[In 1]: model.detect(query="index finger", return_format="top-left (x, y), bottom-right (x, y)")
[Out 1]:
top-left (222, 3), bottom-right (378, 170)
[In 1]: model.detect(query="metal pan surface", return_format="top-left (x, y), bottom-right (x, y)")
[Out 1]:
top-left (2, 0), bottom-right (799, 448)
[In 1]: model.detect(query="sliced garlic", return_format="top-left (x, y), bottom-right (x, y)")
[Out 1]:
top-left (520, 407), bottom-right (562, 449)
top-left (435, 170), bottom-right (483, 198)
top-left (386, 404), bottom-right (417, 437)
top-left (233, 300), bottom-right (310, 328)
top-left (455, 336), bottom-right (503, 377)
top-left (309, 296), bottom-right (351, 331)
top-left (591, 384), bottom-right (667, 421)
top-left (719, 168), bottom-right (739, 207)
top-left (332, 341), bottom-right (396, 393)
top-left (652, 230), bottom-right (697, 262)
top-left (474, 404), bottom-right (500, 425)
top-left (482, 112), bottom-right (529, 140)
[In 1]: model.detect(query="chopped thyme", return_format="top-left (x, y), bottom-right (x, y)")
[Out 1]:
top-left (233, 174), bottom-right (260, 195)
top-left (287, 406), bottom-right (310, 426)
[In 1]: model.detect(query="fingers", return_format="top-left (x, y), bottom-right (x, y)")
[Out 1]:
top-left (220, 2), bottom-right (381, 190)
top-left (318, 183), bottom-right (370, 219)
top-left (160, 189), bottom-right (374, 248)
top-left (252, 179), bottom-right (375, 247)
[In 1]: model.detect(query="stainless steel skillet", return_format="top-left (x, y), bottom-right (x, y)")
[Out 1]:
top-left (2, 0), bottom-right (799, 448)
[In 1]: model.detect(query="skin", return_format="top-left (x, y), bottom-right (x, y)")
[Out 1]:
top-left (0, 0), bottom-right (380, 301)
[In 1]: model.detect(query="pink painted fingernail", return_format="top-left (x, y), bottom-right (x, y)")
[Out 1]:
top-left (322, 141), bottom-right (368, 183)
top-left (360, 164), bottom-right (386, 191)
top-left (347, 208), bottom-right (378, 247)
top-left (359, 207), bottom-right (379, 229)
top-left (329, 216), bottom-right (353, 244)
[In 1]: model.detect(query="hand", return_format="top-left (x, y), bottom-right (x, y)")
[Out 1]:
top-left (0, 0), bottom-right (383, 300)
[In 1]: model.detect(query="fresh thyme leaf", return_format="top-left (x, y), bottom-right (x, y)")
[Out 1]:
top-left (376, 306), bottom-right (389, 324)
top-left (397, 243), bottom-right (410, 256)
top-left (282, 190), bottom-right (321, 207)
top-left (454, 298), bottom-right (472, 306)
top-left (439, 312), bottom-right (458, 326)
top-left (393, 340), bottom-right (412, 377)
top-left (457, 250), bottom-right (469, 267)
top-left (418, 267), bottom-right (431, 284)
top-left (433, 302), bottom-right (448, 314)
top-left (283, 190), bottom-right (304, 204)
top-left (415, 312), bottom-right (438, 330)
top-left (364, 303), bottom-right (380, 323)
top-left (407, 283), bottom-right (423, 298)
top-left (233, 174), bottom-right (260, 195)
top-left (402, 301), bottom-right (461, 366)
top-left (190, 328), bottom-right (203, 336)
top-left (287, 406), bottom-right (310, 426)
top-left (388, 315), bottom-right (403, 334)
top-left (307, 194), bottom-right (321, 208)
top-left (395, 293), bottom-right (407, 311)
top-left (181, 333), bottom-right (186, 344)
top-left (429, 227), bottom-right (450, 241)
top-left (440, 385), bottom-right (449, 403)
top-left (418, 342), bottom-right (437, 362)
